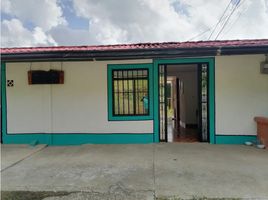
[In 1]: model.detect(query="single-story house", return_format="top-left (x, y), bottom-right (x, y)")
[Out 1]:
top-left (1, 39), bottom-right (268, 145)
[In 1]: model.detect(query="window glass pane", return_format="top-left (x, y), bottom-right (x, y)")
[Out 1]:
top-left (122, 80), bottom-right (127, 114)
top-left (118, 92), bottom-right (124, 115)
top-left (113, 70), bottom-right (118, 78)
top-left (135, 79), bottom-right (140, 114)
top-left (143, 70), bottom-right (147, 76)
top-left (114, 92), bottom-right (118, 115)
top-left (142, 80), bottom-right (149, 115)
top-left (137, 70), bottom-right (143, 77)
top-left (128, 80), bottom-right (133, 92)
top-left (113, 79), bottom-right (119, 115)
top-left (128, 70), bottom-right (132, 79)
top-left (132, 70), bottom-right (137, 78)
top-left (123, 70), bottom-right (128, 78)
top-left (118, 80), bottom-right (123, 92)
top-left (129, 93), bottom-right (134, 115)
top-left (113, 80), bottom-right (118, 92)
top-left (118, 70), bottom-right (122, 79)
top-left (112, 69), bottom-right (149, 116)
top-left (135, 96), bottom-right (141, 114)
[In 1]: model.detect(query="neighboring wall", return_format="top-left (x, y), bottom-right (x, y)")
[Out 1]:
top-left (215, 54), bottom-right (268, 135)
top-left (6, 60), bottom-right (153, 134)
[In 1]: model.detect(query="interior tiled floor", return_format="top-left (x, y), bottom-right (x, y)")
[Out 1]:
top-left (168, 122), bottom-right (199, 143)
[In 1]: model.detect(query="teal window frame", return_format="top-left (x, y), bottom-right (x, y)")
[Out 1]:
top-left (107, 63), bottom-right (154, 121)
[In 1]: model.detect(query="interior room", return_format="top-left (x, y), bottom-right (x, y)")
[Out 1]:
top-left (165, 64), bottom-right (206, 142)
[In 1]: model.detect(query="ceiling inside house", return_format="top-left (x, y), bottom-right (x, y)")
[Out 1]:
top-left (166, 64), bottom-right (197, 73)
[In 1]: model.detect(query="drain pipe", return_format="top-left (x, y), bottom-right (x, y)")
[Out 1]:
top-left (216, 47), bottom-right (222, 56)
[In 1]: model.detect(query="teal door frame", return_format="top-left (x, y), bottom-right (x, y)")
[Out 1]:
top-left (153, 58), bottom-right (215, 144)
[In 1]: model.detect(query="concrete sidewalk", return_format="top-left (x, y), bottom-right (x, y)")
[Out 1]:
top-left (1, 144), bottom-right (47, 171)
top-left (1, 143), bottom-right (268, 199)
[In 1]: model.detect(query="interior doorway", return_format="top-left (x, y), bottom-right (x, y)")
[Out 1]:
top-left (159, 63), bottom-right (209, 143)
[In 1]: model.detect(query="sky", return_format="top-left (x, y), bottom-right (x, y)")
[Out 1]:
top-left (1, 0), bottom-right (268, 47)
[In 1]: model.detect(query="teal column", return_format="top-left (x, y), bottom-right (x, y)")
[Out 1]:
top-left (1, 62), bottom-right (7, 142)
top-left (153, 60), bottom-right (160, 142)
top-left (208, 59), bottom-right (216, 144)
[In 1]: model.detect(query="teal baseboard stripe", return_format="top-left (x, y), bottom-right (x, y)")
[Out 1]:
top-left (3, 133), bottom-right (154, 145)
top-left (215, 135), bottom-right (257, 144)
top-left (3, 134), bottom-right (52, 145)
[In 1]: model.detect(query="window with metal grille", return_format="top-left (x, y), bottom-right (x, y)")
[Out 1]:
top-left (112, 69), bottom-right (149, 116)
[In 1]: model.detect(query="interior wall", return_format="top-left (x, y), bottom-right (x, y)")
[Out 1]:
top-left (6, 60), bottom-right (153, 134)
top-left (167, 64), bottom-right (198, 126)
top-left (215, 54), bottom-right (268, 135)
top-left (170, 78), bottom-right (177, 122)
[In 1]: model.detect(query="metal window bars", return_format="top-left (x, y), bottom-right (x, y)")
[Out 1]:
top-left (112, 69), bottom-right (149, 116)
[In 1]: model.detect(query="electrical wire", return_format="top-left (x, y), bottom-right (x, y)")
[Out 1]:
top-left (219, 0), bottom-right (247, 38)
top-left (214, 0), bottom-right (242, 40)
top-left (187, 28), bottom-right (211, 41)
top-left (207, 0), bottom-right (233, 40)
top-left (187, 0), bottom-right (245, 41)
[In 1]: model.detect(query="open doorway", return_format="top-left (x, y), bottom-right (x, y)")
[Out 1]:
top-left (159, 63), bottom-right (209, 143)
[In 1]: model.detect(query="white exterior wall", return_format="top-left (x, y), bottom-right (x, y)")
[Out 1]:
top-left (6, 60), bottom-right (153, 134)
top-left (215, 54), bottom-right (268, 135)
top-left (6, 63), bottom-right (52, 133)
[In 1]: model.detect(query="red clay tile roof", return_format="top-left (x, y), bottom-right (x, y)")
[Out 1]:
top-left (1, 39), bottom-right (268, 54)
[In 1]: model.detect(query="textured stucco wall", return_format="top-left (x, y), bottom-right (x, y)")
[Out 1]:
top-left (215, 54), bottom-right (268, 135)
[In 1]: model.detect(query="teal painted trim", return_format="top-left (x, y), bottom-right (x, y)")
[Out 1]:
top-left (153, 57), bottom-right (216, 144)
top-left (153, 60), bottom-right (160, 142)
top-left (4, 134), bottom-right (52, 145)
top-left (154, 58), bottom-right (215, 65)
top-left (1, 62), bottom-right (7, 142)
top-left (107, 63), bottom-right (154, 121)
top-left (208, 58), bottom-right (216, 144)
top-left (215, 135), bottom-right (257, 144)
top-left (3, 133), bottom-right (154, 145)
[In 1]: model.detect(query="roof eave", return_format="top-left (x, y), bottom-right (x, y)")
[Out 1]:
top-left (1, 46), bottom-right (268, 62)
